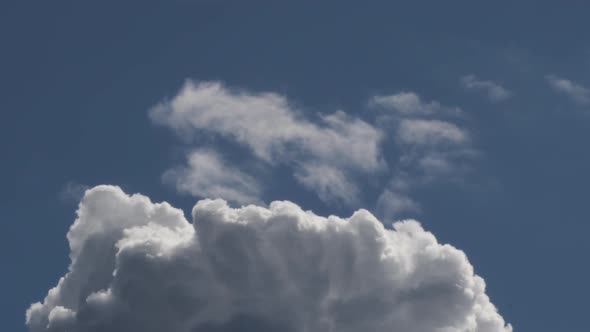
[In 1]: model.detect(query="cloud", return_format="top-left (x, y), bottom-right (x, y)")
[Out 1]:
top-left (546, 75), bottom-right (590, 105)
top-left (293, 163), bottom-right (359, 204)
top-left (150, 82), bottom-right (480, 217)
top-left (370, 92), bottom-right (477, 216)
top-left (59, 182), bottom-right (90, 204)
top-left (369, 92), bottom-right (462, 116)
top-left (460, 75), bottom-right (512, 102)
top-left (27, 186), bottom-right (511, 332)
top-left (150, 81), bottom-right (384, 204)
top-left (162, 150), bottom-right (261, 205)
top-left (396, 119), bottom-right (469, 146)
top-left (149, 81), bottom-right (383, 170)
top-left (376, 189), bottom-right (421, 220)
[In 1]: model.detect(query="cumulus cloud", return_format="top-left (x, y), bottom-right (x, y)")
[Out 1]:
top-left (150, 81), bottom-right (384, 204)
top-left (27, 186), bottom-right (511, 332)
top-left (460, 75), bottom-right (512, 102)
top-left (162, 150), bottom-right (261, 205)
top-left (546, 75), bottom-right (590, 105)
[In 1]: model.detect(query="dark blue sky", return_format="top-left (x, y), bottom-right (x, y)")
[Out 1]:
top-left (3, 1), bottom-right (590, 331)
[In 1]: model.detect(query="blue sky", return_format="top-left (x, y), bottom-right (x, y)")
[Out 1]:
top-left (2, 1), bottom-right (590, 331)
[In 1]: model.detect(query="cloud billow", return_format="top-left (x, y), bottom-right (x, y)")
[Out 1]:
top-left (27, 186), bottom-right (511, 332)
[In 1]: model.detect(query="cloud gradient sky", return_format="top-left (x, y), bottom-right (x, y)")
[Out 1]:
top-left (3, 1), bottom-right (590, 331)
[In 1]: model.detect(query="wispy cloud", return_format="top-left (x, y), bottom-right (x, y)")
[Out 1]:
top-left (162, 150), bottom-right (261, 205)
top-left (150, 80), bottom-right (384, 205)
top-left (151, 82), bottom-right (481, 218)
top-left (59, 182), bottom-right (89, 203)
top-left (369, 92), bottom-right (462, 116)
top-left (546, 75), bottom-right (590, 105)
top-left (460, 74), bottom-right (512, 102)
top-left (293, 163), bottom-right (359, 204)
top-left (376, 189), bottom-right (421, 219)
top-left (396, 119), bottom-right (469, 146)
top-left (369, 92), bottom-right (478, 217)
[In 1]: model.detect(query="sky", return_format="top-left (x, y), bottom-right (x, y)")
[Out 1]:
top-left (2, 1), bottom-right (590, 331)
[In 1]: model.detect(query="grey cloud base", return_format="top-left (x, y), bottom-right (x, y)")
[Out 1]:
top-left (27, 186), bottom-right (511, 332)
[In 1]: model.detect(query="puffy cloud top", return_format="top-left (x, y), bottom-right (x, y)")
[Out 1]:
top-left (27, 186), bottom-right (511, 332)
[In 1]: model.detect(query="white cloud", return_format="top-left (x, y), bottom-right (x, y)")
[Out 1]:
top-left (162, 150), bottom-right (261, 205)
top-left (460, 75), bottom-right (512, 102)
top-left (150, 81), bottom-right (384, 204)
top-left (369, 92), bottom-right (462, 116)
top-left (397, 119), bottom-right (469, 146)
top-left (149, 82), bottom-right (479, 218)
top-left (370, 92), bottom-right (477, 218)
top-left (376, 189), bottom-right (421, 219)
top-left (546, 75), bottom-right (590, 105)
top-left (59, 182), bottom-right (90, 203)
top-left (150, 81), bottom-right (383, 171)
top-left (27, 186), bottom-right (511, 332)
top-left (293, 163), bottom-right (359, 204)
top-left (417, 153), bottom-right (454, 172)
